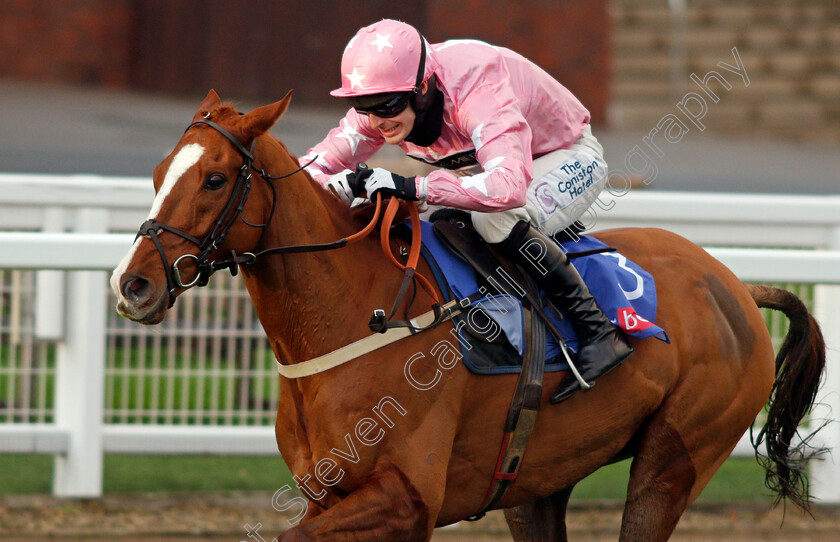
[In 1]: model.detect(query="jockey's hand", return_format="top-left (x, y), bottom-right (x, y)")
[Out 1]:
top-left (326, 169), bottom-right (362, 205)
top-left (363, 168), bottom-right (418, 201)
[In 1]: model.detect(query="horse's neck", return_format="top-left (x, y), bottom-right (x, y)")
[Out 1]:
top-left (241, 137), bottom-right (385, 363)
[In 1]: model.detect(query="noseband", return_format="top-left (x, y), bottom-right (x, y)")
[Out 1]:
top-left (135, 119), bottom-right (305, 308)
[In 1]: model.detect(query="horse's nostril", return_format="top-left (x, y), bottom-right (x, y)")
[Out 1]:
top-left (122, 276), bottom-right (152, 304)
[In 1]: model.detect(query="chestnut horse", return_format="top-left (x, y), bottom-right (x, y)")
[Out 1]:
top-left (111, 91), bottom-right (825, 541)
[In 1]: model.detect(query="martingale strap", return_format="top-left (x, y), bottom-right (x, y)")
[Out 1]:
top-left (270, 196), bottom-right (448, 378)
top-left (369, 197), bottom-right (441, 333)
top-left (275, 297), bottom-right (473, 379)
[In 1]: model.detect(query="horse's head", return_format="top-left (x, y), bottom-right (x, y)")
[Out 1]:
top-left (111, 89), bottom-right (292, 324)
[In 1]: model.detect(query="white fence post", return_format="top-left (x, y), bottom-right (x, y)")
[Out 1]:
top-left (35, 207), bottom-right (66, 340)
top-left (811, 226), bottom-right (840, 504)
top-left (52, 208), bottom-right (108, 497)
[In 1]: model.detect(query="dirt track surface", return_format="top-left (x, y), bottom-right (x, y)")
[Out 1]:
top-left (2, 493), bottom-right (840, 541)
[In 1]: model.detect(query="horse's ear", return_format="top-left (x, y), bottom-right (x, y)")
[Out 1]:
top-left (194, 89), bottom-right (222, 120)
top-left (241, 90), bottom-right (293, 140)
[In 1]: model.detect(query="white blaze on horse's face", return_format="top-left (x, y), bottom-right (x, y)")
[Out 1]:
top-left (147, 143), bottom-right (205, 219)
top-left (109, 143), bottom-right (205, 305)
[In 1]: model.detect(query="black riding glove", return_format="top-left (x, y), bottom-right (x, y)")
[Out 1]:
top-left (361, 168), bottom-right (418, 201)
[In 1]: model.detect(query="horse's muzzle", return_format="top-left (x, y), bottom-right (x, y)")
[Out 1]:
top-left (115, 274), bottom-right (169, 324)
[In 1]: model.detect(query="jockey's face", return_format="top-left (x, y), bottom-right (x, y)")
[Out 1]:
top-left (365, 79), bottom-right (428, 145)
top-left (367, 104), bottom-right (416, 144)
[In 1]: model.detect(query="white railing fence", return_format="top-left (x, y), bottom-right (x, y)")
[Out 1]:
top-left (0, 174), bottom-right (839, 503)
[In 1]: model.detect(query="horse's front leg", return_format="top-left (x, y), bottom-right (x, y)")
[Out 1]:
top-left (279, 464), bottom-right (433, 542)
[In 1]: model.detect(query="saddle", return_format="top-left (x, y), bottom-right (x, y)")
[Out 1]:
top-left (429, 208), bottom-right (564, 350)
top-left (390, 210), bottom-right (564, 374)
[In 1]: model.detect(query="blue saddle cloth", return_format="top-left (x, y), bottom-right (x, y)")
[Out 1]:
top-left (417, 220), bottom-right (669, 375)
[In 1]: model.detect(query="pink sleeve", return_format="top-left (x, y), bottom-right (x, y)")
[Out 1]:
top-left (423, 85), bottom-right (533, 212)
top-left (298, 109), bottom-right (384, 188)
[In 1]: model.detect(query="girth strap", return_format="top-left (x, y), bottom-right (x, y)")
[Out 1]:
top-left (467, 266), bottom-right (547, 520)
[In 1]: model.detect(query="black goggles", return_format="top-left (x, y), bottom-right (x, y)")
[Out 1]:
top-left (352, 92), bottom-right (413, 118)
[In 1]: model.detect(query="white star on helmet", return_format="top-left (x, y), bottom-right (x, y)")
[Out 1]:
top-left (346, 67), bottom-right (366, 89)
top-left (369, 33), bottom-right (393, 53)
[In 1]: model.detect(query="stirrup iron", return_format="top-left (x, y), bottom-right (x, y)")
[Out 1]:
top-left (559, 341), bottom-right (592, 391)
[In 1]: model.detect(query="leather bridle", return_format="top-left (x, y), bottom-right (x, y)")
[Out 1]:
top-left (135, 119), bottom-right (317, 308)
top-left (134, 117), bottom-right (442, 337)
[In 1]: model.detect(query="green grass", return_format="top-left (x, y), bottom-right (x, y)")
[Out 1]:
top-left (102, 455), bottom-right (295, 493)
top-left (571, 458), bottom-right (774, 502)
top-left (0, 454), bottom-right (774, 502)
top-left (0, 453), bottom-right (53, 494)
top-left (0, 454), bottom-right (296, 495)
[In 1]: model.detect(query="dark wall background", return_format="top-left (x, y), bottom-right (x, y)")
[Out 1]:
top-left (0, 0), bottom-right (610, 123)
top-left (0, 0), bottom-right (133, 86)
top-left (128, 0), bottom-right (428, 103)
top-left (428, 0), bottom-right (610, 124)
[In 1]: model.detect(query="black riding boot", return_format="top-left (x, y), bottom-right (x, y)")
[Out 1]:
top-left (494, 221), bottom-right (634, 403)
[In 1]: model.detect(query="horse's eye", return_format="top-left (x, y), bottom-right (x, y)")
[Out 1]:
top-left (205, 173), bottom-right (226, 190)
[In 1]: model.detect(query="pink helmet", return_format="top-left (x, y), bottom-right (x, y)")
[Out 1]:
top-left (331, 19), bottom-right (436, 97)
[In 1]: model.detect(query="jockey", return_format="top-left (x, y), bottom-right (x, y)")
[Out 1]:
top-left (301, 19), bottom-right (632, 403)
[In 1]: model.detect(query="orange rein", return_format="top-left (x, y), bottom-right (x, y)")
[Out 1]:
top-left (346, 194), bottom-right (441, 306)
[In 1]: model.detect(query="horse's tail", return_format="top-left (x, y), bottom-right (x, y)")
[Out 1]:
top-left (747, 283), bottom-right (827, 512)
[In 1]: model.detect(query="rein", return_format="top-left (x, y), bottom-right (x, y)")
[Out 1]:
top-left (136, 119), bottom-right (441, 332)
